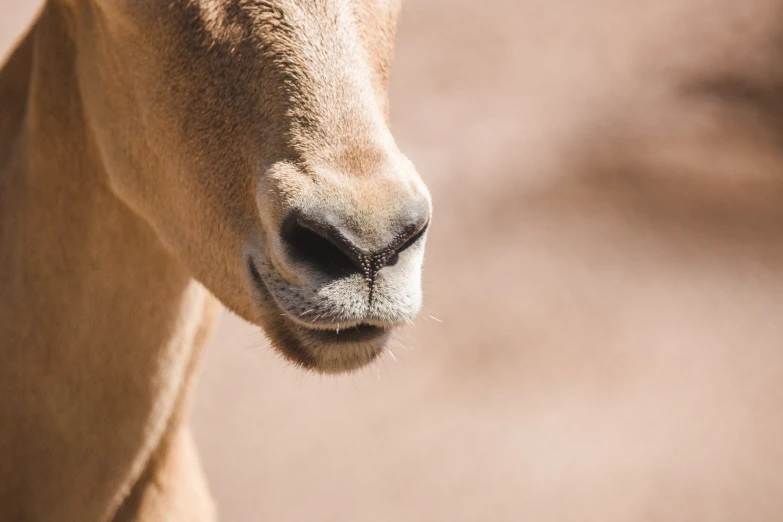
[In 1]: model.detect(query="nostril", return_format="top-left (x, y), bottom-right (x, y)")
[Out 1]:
top-left (280, 213), bottom-right (362, 277)
top-left (384, 221), bottom-right (429, 267)
top-left (397, 220), bottom-right (430, 255)
top-left (279, 207), bottom-right (429, 279)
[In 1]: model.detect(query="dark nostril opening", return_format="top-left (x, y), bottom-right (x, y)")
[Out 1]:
top-left (280, 209), bottom-right (429, 279)
top-left (280, 214), bottom-right (362, 278)
top-left (397, 221), bottom-right (429, 255)
top-left (384, 220), bottom-right (429, 267)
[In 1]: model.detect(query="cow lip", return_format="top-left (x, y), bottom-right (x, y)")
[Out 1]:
top-left (298, 322), bottom-right (390, 344)
top-left (246, 256), bottom-right (392, 345)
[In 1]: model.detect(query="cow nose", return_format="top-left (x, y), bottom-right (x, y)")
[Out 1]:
top-left (280, 204), bottom-right (430, 280)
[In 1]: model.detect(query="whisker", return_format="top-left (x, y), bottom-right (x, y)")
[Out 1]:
top-left (394, 338), bottom-right (413, 352)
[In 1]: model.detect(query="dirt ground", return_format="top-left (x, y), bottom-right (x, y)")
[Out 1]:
top-left (6, 1), bottom-right (783, 521)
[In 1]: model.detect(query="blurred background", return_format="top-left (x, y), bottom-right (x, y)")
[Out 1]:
top-left (6, 1), bottom-right (783, 521)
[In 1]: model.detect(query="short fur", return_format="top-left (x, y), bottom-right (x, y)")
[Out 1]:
top-left (0, 1), bottom-right (431, 520)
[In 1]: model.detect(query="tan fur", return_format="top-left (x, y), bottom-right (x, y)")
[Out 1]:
top-left (0, 0), bottom-right (429, 520)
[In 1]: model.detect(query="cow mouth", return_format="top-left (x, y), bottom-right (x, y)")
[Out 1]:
top-left (246, 256), bottom-right (391, 373)
top-left (298, 322), bottom-right (390, 344)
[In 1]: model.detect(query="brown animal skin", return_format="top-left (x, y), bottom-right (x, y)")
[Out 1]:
top-left (0, 1), bottom-right (431, 520)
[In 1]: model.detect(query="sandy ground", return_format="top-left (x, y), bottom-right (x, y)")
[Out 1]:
top-left (6, 1), bottom-right (783, 521)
